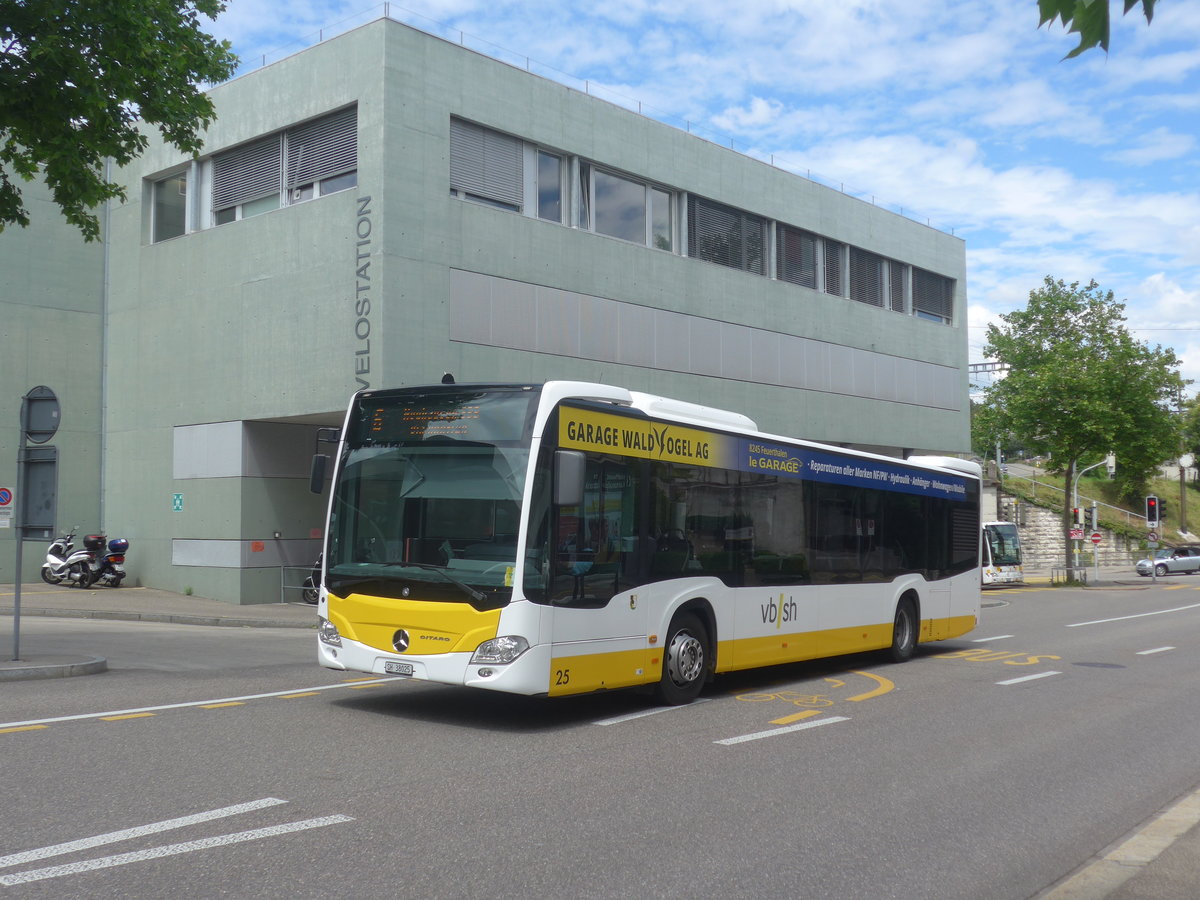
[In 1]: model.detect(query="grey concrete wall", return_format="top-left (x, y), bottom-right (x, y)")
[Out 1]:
top-left (0, 177), bottom-right (104, 582)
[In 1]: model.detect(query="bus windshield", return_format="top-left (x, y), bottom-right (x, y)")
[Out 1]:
top-left (326, 387), bottom-right (539, 605)
top-left (985, 523), bottom-right (1021, 566)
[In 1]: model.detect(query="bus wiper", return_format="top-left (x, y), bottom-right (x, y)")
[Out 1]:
top-left (383, 561), bottom-right (487, 603)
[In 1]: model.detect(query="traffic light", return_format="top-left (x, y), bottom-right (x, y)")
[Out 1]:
top-left (1072, 508), bottom-right (1082, 526)
top-left (1146, 495), bottom-right (1160, 526)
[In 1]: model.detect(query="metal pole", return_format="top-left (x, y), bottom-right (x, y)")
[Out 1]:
top-left (12, 425), bottom-right (27, 660)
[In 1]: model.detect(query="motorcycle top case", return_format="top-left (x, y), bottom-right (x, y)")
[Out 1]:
top-left (108, 538), bottom-right (129, 553)
top-left (83, 534), bottom-right (106, 551)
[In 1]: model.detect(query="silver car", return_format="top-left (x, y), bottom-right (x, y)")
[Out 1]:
top-left (1136, 546), bottom-right (1200, 577)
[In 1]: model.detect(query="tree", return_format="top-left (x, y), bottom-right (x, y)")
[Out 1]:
top-left (978, 276), bottom-right (1185, 570)
top-left (1, 0), bottom-right (238, 241)
top-left (1038, 0), bottom-right (1157, 58)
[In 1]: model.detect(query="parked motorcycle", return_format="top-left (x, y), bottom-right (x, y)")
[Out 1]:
top-left (87, 537), bottom-right (129, 587)
top-left (40, 528), bottom-right (96, 587)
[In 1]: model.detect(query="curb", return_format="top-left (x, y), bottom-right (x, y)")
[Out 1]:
top-left (0, 606), bottom-right (315, 630)
top-left (0, 655), bottom-right (108, 682)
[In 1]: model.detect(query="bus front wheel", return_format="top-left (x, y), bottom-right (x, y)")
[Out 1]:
top-left (656, 613), bottom-right (708, 705)
top-left (889, 597), bottom-right (917, 663)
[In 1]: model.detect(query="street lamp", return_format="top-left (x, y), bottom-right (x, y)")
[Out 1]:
top-left (1180, 453), bottom-right (1193, 536)
top-left (1071, 455), bottom-right (1112, 569)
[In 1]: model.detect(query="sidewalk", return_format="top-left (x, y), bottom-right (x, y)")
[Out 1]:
top-left (0, 581), bottom-right (316, 681)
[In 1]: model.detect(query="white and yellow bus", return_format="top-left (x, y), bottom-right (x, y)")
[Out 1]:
top-left (315, 381), bottom-right (981, 703)
top-left (982, 521), bottom-right (1023, 585)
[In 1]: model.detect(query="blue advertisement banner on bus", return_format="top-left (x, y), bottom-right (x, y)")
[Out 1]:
top-left (743, 440), bottom-right (970, 502)
top-left (559, 407), bottom-right (972, 503)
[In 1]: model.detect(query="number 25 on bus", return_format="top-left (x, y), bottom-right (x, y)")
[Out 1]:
top-left (310, 381), bottom-right (982, 704)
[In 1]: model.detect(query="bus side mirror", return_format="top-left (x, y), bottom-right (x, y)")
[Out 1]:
top-left (554, 450), bottom-right (586, 507)
top-left (310, 454), bottom-right (330, 494)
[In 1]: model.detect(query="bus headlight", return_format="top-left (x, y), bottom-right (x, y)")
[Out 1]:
top-left (471, 635), bottom-right (530, 665)
top-left (318, 617), bottom-right (342, 647)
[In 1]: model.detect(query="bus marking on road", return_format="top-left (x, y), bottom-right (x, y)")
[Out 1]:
top-left (996, 671), bottom-right (1061, 686)
top-left (716, 715), bottom-right (850, 745)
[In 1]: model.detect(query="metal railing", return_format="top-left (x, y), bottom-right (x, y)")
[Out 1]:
top-left (1001, 472), bottom-right (1145, 530)
top-left (279, 566), bottom-right (317, 605)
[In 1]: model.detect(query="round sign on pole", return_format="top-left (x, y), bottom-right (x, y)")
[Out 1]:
top-left (1148, 531), bottom-right (1159, 542)
top-left (1090, 532), bottom-right (1102, 544)
top-left (22, 385), bottom-right (60, 444)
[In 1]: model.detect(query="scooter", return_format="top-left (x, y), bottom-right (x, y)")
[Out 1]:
top-left (87, 537), bottom-right (129, 587)
top-left (41, 528), bottom-right (97, 587)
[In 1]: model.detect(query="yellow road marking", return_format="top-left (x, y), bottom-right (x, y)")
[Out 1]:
top-left (0, 725), bottom-right (48, 734)
top-left (845, 671), bottom-right (894, 702)
top-left (201, 702), bottom-right (245, 709)
top-left (770, 709), bottom-right (822, 725)
top-left (101, 713), bottom-right (154, 721)
top-left (342, 677), bottom-right (379, 683)
top-left (279, 692), bottom-right (319, 699)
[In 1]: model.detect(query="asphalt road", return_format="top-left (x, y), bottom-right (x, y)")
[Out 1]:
top-left (3, 581), bottom-right (1200, 899)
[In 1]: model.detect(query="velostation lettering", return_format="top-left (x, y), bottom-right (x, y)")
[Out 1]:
top-left (353, 196), bottom-right (372, 389)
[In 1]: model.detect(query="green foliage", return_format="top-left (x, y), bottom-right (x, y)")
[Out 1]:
top-left (1038, 0), bottom-right (1157, 58)
top-left (979, 277), bottom-right (1185, 566)
top-left (0, 0), bottom-right (238, 241)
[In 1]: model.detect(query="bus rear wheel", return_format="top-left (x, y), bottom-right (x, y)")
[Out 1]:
top-left (656, 613), bottom-right (708, 705)
top-left (889, 597), bottom-right (917, 663)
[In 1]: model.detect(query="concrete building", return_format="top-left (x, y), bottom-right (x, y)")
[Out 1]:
top-left (1, 16), bottom-right (969, 604)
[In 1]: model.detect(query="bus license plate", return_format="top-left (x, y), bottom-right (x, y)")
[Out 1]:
top-left (384, 661), bottom-right (414, 676)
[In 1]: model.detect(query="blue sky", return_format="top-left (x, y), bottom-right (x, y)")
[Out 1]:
top-left (203, 1), bottom-right (1200, 392)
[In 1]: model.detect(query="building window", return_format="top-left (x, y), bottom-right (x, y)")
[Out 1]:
top-left (776, 224), bottom-right (817, 289)
top-left (888, 260), bottom-right (907, 313)
top-left (285, 106), bottom-right (358, 204)
top-left (574, 164), bottom-right (673, 249)
top-left (849, 246), bottom-right (884, 308)
top-left (211, 107), bottom-right (358, 226)
top-left (913, 268), bottom-right (954, 323)
top-left (152, 172), bottom-right (188, 242)
top-left (449, 118), bottom-right (523, 211)
top-left (651, 188), bottom-right (672, 251)
top-left (593, 169), bottom-right (646, 243)
top-left (686, 195), bottom-right (766, 275)
top-left (537, 151), bottom-right (562, 222)
top-left (823, 239), bottom-right (844, 296)
top-left (212, 135), bottom-right (281, 225)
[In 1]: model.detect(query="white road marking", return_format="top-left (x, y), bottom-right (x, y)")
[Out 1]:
top-left (0, 798), bottom-right (287, 869)
top-left (1067, 602), bottom-right (1200, 628)
top-left (0, 679), bottom-right (395, 730)
top-left (715, 715), bottom-right (849, 745)
top-left (971, 634), bottom-right (1014, 642)
top-left (593, 698), bottom-right (711, 726)
top-left (0, 816), bottom-right (353, 886)
top-left (996, 671), bottom-right (1061, 686)
top-left (1136, 646), bottom-right (1175, 655)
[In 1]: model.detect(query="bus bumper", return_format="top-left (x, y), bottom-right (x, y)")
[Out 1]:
top-left (318, 633), bottom-right (553, 696)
